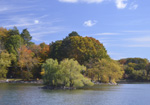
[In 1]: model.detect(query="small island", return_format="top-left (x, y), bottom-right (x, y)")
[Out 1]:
top-left (0, 27), bottom-right (150, 89)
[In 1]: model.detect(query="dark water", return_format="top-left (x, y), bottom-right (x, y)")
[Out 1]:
top-left (0, 83), bottom-right (150, 105)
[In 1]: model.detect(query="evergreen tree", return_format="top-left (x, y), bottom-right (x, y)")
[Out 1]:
top-left (8, 26), bottom-right (20, 36)
top-left (21, 29), bottom-right (32, 45)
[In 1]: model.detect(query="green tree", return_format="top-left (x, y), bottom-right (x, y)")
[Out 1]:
top-left (125, 67), bottom-right (134, 74)
top-left (50, 40), bottom-right (62, 59)
top-left (68, 31), bottom-right (80, 37)
top-left (59, 59), bottom-right (93, 87)
top-left (42, 58), bottom-right (94, 88)
top-left (50, 34), bottom-right (109, 64)
top-left (21, 29), bottom-right (32, 45)
top-left (146, 63), bottom-right (150, 77)
top-left (86, 59), bottom-right (124, 83)
top-left (84, 58), bottom-right (100, 81)
top-left (130, 70), bottom-right (147, 81)
top-left (119, 58), bottom-right (149, 81)
top-left (0, 51), bottom-right (16, 78)
top-left (4, 35), bottom-right (23, 78)
top-left (5, 35), bottom-right (23, 55)
top-left (107, 60), bottom-right (124, 83)
top-left (0, 27), bottom-right (9, 52)
top-left (8, 26), bottom-right (20, 36)
top-left (42, 59), bottom-right (59, 86)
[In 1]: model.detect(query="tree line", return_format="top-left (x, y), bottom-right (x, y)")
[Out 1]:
top-left (1, 26), bottom-right (149, 88)
top-left (0, 26), bottom-right (50, 80)
top-left (119, 58), bottom-right (150, 81)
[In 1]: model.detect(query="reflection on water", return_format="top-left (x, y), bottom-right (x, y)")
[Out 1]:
top-left (0, 83), bottom-right (150, 105)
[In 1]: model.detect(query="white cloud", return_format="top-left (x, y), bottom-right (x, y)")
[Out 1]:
top-left (115, 0), bottom-right (127, 9)
top-left (2, 16), bottom-right (37, 28)
top-left (59, 0), bottom-right (103, 3)
top-left (1, 14), bottom-right (65, 43)
top-left (83, 20), bottom-right (97, 27)
top-left (34, 20), bottom-right (39, 24)
top-left (94, 33), bottom-right (119, 35)
top-left (59, 0), bottom-right (131, 9)
top-left (129, 2), bottom-right (138, 10)
top-left (31, 26), bottom-right (65, 43)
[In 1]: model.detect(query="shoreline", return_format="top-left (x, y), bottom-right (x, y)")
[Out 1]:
top-left (0, 79), bottom-right (117, 85)
top-left (0, 79), bottom-right (43, 84)
top-left (116, 79), bottom-right (150, 84)
top-left (1, 79), bottom-right (150, 85)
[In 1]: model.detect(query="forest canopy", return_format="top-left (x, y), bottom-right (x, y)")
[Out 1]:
top-left (50, 33), bottom-right (110, 64)
top-left (1, 26), bottom-right (149, 87)
top-left (119, 58), bottom-right (150, 81)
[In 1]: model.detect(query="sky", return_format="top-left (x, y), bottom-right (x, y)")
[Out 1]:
top-left (1, 0), bottom-right (150, 60)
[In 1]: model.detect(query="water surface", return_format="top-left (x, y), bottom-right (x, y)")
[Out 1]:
top-left (0, 83), bottom-right (150, 105)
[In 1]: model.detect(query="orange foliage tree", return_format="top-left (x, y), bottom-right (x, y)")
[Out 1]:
top-left (18, 45), bottom-right (38, 80)
top-left (39, 42), bottom-right (50, 62)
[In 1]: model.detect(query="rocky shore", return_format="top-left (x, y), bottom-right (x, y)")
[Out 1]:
top-left (0, 79), bottom-right (43, 84)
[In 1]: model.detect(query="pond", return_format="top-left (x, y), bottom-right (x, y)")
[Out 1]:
top-left (0, 83), bottom-right (150, 105)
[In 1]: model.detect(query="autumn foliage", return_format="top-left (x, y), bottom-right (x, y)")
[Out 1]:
top-left (0, 27), bottom-right (124, 84)
top-left (50, 35), bottom-right (109, 64)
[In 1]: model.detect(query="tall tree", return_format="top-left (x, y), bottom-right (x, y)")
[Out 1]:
top-left (21, 29), bottom-right (32, 46)
top-left (50, 40), bottom-right (62, 60)
top-left (29, 44), bottom-right (41, 58)
top-left (68, 31), bottom-right (80, 37)
top-left (0, 27), bottom-right (9, 52)
top-left (59, 59), bottom-right (93, 87)
top-left (39, 42), bottom-right (50, 62)
top-left (5, 35), bottom-right (23, 55)
top-left (42, 59), bottom-right (59, 86)
top-left (18, 46), bottom-right (38, 80)
top-left (50, 35), bottom-right (109, 64)
top-left (0, 51), bottom-right (16, 78)
top-left (86, 59), bottom-right (124, 83)
top-left (8, 26), bottom-right (20, 36)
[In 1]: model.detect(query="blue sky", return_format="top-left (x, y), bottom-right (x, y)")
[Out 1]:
top-left (1, 0), bottom-right (150, 60)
